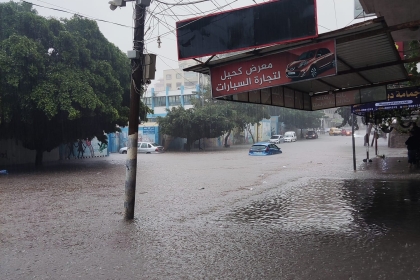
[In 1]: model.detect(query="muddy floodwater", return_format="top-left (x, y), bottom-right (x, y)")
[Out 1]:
top-left (1, 135), bottom-right (420, 279)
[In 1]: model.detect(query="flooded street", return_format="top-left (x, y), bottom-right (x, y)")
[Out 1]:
top-left (1, 134), bottom-right (420, 279)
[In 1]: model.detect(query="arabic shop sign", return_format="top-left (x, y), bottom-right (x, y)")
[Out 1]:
top-left (351, 86), bottom-right (420, 115)
top-left (211, 40), bottom-right (337, 98)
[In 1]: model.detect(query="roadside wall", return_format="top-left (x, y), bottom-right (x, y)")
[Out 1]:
top-left (58, 137), bottom-right (109, 160)
top-left (108, 124), bottom-right (160, 153)
top-left (0, 139), bottom-right (59, 167)
top-left (388, 129), bottom-right (409, 148)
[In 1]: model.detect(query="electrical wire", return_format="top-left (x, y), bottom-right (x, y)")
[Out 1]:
top-left (21, 0), bottom-right (133, 28)
top-left (332, 0), bottom-right (338, 29)
top-left (154, 0), bottom-right (210, 5)
top-left (144, 0), bottom-right (239, 43)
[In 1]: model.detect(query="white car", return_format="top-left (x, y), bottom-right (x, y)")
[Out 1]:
top-left (283, 131), bottom-right (297, 142)
top-left (269, 135), bottom-right (284, 144)
top-left (119, 142), bottom-right (164, 154)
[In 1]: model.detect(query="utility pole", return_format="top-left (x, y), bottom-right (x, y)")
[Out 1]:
top-left (109, 0), bottom-right (150, 220)
top-left (125, 1), bottom-right (149, 220)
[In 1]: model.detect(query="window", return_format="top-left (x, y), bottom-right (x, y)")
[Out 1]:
top-left (321, 48), bottom-right (330, 54)
top-left (183, 95), bottom-right (193, 105)
top-left (141, 143), bottom-right (148, 148)
top-left (176, 73), bottom-right (182, 79)
top-left (184, 72), bottom-right (197, 79)
top-left (185, 81), bottom-right (196, 87)
top-left (176, 83), bottom-right (182, 88)
top-left (166, 74), bottom-right (172, 80)
top-left (169, 95), bottom-right (181, 106)
top-left (143, 97), bottom-right (152, 106)
top-left (155, 96), bottom-right (166, 106)
top-left (166, 83), bottom-right (172, 90)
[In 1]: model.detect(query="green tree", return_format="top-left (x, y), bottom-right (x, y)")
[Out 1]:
top-left (0, 2), bottom-right (136, 165)
top-left (277, 107), bottom-right (324, 137)
top-left (157, 106), bottom-right (230, 151)
top-left (193, 86), bottom-right (270, 145)
top-left (335, 106), bottom-right (359, 130)
top-left (406, 40), bottom-right (420, 86)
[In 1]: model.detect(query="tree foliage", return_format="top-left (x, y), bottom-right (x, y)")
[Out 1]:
top-left (193, 86), bottom-right (270, 145)
top-left (266, 105), bottom-right (325, 131)
top-left (158, 106), bottom-right (231, 151)
top-left (158, 84), bottom-right (273, 150)
top-left (0, 2), bottom-right (136, 165)
top-left (334, 106), bottom-right (359, 130)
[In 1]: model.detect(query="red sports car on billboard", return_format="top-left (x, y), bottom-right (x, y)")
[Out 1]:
top-left (285, 48), bottom-right (336, 80)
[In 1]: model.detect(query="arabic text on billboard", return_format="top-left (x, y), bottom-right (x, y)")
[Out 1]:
top-left (211, 40), bottom-right (337, 98)
top-left (352, 87), bottom-right (420, 115)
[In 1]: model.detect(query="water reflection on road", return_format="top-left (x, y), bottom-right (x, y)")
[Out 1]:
top-left (220, 179), bottom-right (420, 279)
top-left (228, 179), bottom-right (420, 235)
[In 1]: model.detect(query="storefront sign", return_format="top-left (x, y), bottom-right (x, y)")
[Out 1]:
top-left (211, 40), bottom-right (337, 98)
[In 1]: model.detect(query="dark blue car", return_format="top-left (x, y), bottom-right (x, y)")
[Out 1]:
top-left (248, 142), bottom-right (282, 156)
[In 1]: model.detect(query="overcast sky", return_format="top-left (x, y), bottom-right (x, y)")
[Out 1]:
top-left (1, 0), bottom-right (372, 85)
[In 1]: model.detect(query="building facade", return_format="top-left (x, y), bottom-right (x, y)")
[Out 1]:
top-left (143, 85), bottom-right (199, 123)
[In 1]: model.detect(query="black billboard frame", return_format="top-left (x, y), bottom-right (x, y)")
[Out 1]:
top-left (176, 0), bottom-right (318, 60)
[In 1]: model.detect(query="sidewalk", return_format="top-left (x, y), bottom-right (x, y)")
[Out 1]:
top-left (352, 134), bottom-right (420, 175)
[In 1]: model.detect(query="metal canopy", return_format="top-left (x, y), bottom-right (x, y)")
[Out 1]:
top-left (184, 18), bottom-right (417, 111)
top-left (360, 0), bottom-right (420, 41)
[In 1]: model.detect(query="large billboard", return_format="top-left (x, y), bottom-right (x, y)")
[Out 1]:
top-left (176, 0), bottom-right (317, 60)
top-left (211, 40), bottom-right (336, 98)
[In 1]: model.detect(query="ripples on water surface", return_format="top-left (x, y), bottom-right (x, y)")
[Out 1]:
top-left (228, 179), bottom-right (420, 236)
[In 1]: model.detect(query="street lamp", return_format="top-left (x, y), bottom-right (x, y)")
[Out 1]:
top-left (108, 0), bottom-right (151, 11)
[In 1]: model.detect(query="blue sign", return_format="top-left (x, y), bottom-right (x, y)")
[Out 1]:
top-left (352, 86), bottom-right (420, 115)
top-left (143, 127), bottom-right (155, 134)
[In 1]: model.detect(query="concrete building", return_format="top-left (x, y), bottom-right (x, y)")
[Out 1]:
top-left (158, 59), bottom-right (205, 92)
top-left (143, 85), bottom-right (199, 123)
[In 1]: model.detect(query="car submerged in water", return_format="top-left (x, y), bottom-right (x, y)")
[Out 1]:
top-left (249, 142), bottom-right (282, 156)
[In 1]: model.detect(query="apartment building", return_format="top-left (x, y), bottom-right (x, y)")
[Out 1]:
top-left (142, 85), bottom-right (200, 122)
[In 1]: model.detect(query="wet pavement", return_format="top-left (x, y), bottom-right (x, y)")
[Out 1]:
top-left (1, 134), bottom-right (420, 279)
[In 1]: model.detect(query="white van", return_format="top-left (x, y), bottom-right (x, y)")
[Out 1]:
top-left (284, 131), bottom-right (297, 142)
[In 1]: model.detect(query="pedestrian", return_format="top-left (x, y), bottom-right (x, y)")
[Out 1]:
top-left (77, 139), bottom-right (86, 158)
top-left (412, 122), bottom-right (420, 163)
top-left (405, 130), bottom-right (418, 168)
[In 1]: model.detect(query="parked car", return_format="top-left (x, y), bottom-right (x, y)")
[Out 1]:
top-left (285, 48), bottom-right (335, 80)
top-left (119, 142), bottom-right (164, 154)
top-left (284, 131), bottom-right (297, 142)
top-left (341, 129), bottom-right (352, 136)
top-left (269, 134), bottom-right (284, 144)
top-left (305, 130), bottom-right (318, 139)
top-left (249, 142), bottom-right (282, 156)
top-left (329, 127), bottom-right (341, 136)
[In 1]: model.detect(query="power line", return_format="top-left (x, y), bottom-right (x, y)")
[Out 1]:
top-left (154, 0), bottom-right (210, 5)
top-left (21, 0), bottom-right (133, 28)
top-left (145, 0), bottom-right (239, 43)
top-left (332, 0), bottom-right (338, 29)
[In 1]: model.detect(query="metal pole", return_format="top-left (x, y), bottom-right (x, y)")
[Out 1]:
top-left (124, 3), bottom-right (146, 220)
top-left (352, 113), bottom-right (356, 171)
